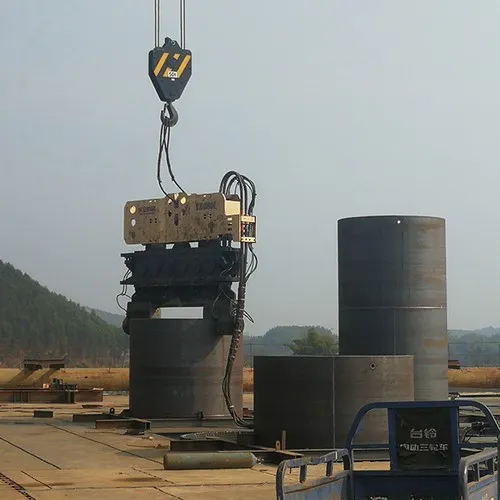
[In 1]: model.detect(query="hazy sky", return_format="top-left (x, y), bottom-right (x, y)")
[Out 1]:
top-left (1, 1), bottom-right (500, 334)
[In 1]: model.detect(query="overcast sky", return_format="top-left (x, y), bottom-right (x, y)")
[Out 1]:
top-left (1, 1), bottom-right (500, 334)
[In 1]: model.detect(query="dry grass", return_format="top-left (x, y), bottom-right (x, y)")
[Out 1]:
top-left (243, 367), bottom-right (253, 392)
top-left (448, 367), bottom-right (500, 389)
top-left (243, 367), bottom-right (500, 392)
top-left (0, 368), bottom-right (129, 391)
top-left (1, 366), bottom-right (496, 394)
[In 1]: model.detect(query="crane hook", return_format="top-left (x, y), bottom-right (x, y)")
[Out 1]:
top-left (160, 102), bottom-right (179, 127)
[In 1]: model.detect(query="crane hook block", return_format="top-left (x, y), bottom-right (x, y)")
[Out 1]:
top-left (149, 37), bottom-right (192, 103)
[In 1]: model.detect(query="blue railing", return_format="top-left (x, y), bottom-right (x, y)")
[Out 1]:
top-left (459, 446), bottom-right (499, 500)
top-left (276, 449), bottom-right (352, 500)
top-left (275, 399), bottom-right (500, 499)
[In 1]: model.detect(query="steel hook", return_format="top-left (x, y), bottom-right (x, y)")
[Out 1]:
top-left (161, 102), bottom-right (179, 127)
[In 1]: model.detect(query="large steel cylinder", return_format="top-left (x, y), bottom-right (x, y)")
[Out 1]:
top-left (253, 356), bottom-right (335, 449)
top-left (338, 215), bottom-right (448, 400)
top-left (128, 318), bottom-right (242, 419)
top-left (334, 355), bottom-right (414, 447)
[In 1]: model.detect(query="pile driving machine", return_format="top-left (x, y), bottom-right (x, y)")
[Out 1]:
top-left (118, 1), bottom-right (256, 425)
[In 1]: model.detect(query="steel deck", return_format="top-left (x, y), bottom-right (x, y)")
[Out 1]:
top-left (1, 393), bottom-right (500, 499)
top-left (0, 394), bottom-right (283, 499)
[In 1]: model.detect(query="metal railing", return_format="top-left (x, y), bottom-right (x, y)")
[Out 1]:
top-left (459, 447), bottom-right (498, 500)
top-left (276, 449), bottom-right (352, 500)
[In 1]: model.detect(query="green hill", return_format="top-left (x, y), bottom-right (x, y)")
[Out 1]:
top-left (0, 260), bottom-right (128, 367)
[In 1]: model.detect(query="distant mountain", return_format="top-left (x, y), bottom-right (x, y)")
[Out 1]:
top-left (84, 307), bottom-right (124, 328)
top-left (0, 260), bottom-right (128, 367)
top-left (449, 327), bottom-right (500, 338)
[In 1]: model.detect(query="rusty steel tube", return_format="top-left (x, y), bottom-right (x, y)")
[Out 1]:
top-left (163, 451), bottom-right (257, 470)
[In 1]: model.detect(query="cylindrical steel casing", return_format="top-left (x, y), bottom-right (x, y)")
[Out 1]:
top-left (338, 215), bottom-right (448, 400)
top-left (128, 318), bottom-right (242, 419)
top-left (334, 355), bottom-right (414, 447)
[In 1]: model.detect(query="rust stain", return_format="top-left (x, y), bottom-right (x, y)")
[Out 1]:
top-left (422, 337), bottom-right (448, 348)
top-left (117, 476), bottom-right (159, 482)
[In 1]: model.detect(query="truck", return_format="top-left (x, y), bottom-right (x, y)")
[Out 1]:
top-left (276, 399), bottom-right (500, 500)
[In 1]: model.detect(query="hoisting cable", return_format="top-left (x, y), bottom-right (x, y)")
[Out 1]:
top-left (154, 0), bottom-right (187, 197)
top-left (180, 0), bottom-right (186, 49)
top-left (157, 105), bottom-right (186, 196)
top-left (154, 0), bottom-right (160, 47)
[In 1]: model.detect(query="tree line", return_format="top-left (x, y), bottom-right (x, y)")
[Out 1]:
top-left (244, 326), bottom-right (500, 367)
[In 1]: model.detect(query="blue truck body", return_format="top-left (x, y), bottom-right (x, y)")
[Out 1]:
top-left (276, 400), bottom-right (500, 500)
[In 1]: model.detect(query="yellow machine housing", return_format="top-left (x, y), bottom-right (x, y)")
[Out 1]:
top-left (124, 192), bottom-right (256, 245)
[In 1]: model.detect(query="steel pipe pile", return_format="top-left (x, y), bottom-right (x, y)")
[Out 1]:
top-left (337, 215), bottom-right (448, 400)
top-left (129, 318), bottom-right (242, 419)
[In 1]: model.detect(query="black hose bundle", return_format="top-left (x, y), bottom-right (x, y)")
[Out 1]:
top-left (219, 171), bottom-right (257, 428)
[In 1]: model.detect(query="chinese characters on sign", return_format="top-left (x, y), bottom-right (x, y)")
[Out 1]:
top-left (410, 428), bottom-right (437, 439)
top-left (400, 427), bottom-right (449, 452)
top-left (394, 407), bottom-right (454, 470)
top-left (400, 443), bottom-right (449, 452)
